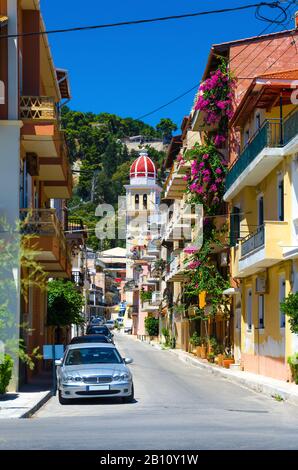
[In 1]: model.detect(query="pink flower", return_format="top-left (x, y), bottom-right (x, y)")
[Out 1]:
top-left (203, 176), bottom-right (210, 183)
top-left (203, 154), bottom-right (209, 160)
top-left (189, 183), bottom-right (198, 192)
top-left (215, 168), bottom-right (222, 174)
top-left (198, 161), bottom-right (205, 169)
top-left (196, 186), bottom-right (204, 194)
top-left (202, 169), bottom-right (210, 175)
top-left (177, 154), bottom-right (184, 162)
top-left (215, 178), bottom-right (222, 184)
top-left (188, 261), bottom-right (201, 270)
top-left (183, 174), bottom-right (190, 181)
top-left (214, 135), bottom-right (226, 147)
top-left (216, 100), bottom-right (227, 110)
top-left (210, 184), bottom-right (218, 192)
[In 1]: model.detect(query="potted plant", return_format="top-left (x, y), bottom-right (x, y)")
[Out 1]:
top-left (222, 349), bottom-right (235, 368)
top-left (200, 337), bottom-right (207, 359)
top-left (0, 354), bottom-right (13, 398)
top-left (207, 352), bottom-right (215, 363)
top-left (189, 332), bottom-right (201, 356)
top-left (287, 354), bottom-right (298, 384)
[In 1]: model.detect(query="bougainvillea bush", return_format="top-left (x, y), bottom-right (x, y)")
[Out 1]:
top-left (183, 142), bottom-right (227, 215)
top-left (194, 58), bottom-right (236, 141)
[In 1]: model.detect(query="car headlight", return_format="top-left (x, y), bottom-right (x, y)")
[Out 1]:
top-left (120, 373), bottom-right (131, 381)
top-left (113, 374), bottom-right (120, 381)
top-left (62, 374), bottom-right (82, 383)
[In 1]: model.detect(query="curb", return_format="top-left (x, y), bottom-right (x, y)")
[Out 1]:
top-left (20, 390), bottom-right (52, 419)
top-left (168, 349), bottom-right (298, 407)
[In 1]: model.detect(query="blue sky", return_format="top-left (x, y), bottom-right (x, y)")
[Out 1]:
top-left (40, 0), bottom-right (292, 128)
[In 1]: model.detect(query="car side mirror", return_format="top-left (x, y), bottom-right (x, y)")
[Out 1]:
top-left (124, 357), bottom-right (133, 364)
top-left (55, 359), bottom-right (62, 367)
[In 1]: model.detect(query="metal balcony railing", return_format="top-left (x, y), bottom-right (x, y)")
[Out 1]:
top-left (226, 109), bottom-right (298, 192)
top-left (241, 225), bottom-right (264, 258)
top-left (71, 271), bottom-right (84, 287)
top-left (20, 96), bottom-right (56, 120)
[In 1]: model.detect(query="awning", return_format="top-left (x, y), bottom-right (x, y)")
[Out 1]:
top-left (0, 16), bottom-right (8, 27)
top-left (222, 288), bottom-right (240, 296)
top-left (56, 69), bottom-right (71, 100)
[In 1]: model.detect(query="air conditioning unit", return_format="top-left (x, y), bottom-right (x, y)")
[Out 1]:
top-left (256, 276), bottom-right (267, 294)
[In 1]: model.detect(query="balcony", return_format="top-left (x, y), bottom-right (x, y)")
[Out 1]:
top-left (235, 221), bottom-right (289, 277)
top-left (165, 252), bottom-right (188, 283)
top-left (151, 291), bottom-right (162, 305)
top-left (141, 300), bottom-right (159, 312)
top-left (21, 208), bottom-right (71, 277)
top-left (65, 218), bottom-right (86, 247)
top-left (164, 161), bottom-right (188, 199)
top-left (20, 96), bottom-right (56, 121)
top-left (71, 270), bottom-right (84, 287)
top-left (224, 110), bottom-right (298, 201)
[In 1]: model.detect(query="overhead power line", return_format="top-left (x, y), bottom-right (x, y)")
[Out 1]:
top-left (0, 2), bottom-right (285, 39)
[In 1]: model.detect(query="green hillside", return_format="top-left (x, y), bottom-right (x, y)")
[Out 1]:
top-left (61, 107), bottom-right (176, 249)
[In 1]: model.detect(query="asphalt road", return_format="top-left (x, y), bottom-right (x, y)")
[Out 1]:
top-left (0, 333), bottom-right (298, 450)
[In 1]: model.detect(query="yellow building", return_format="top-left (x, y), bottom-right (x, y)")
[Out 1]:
top-left (225, 71), bottom-right (298, 381)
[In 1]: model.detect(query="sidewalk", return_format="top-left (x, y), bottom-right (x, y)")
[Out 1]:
top-left (128, 334), bottom-right (298, 406)
top-left (0, 371), bottom-right (52, 419)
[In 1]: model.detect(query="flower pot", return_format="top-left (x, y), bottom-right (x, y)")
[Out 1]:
top-left (200, 345), bottom-right (207, 359)
top-left (217, 354), bottom-right (224, 367)
top-left (196, 346), bottom-right (201, 357)
top-left (223, 358), bottom-right (235, 369)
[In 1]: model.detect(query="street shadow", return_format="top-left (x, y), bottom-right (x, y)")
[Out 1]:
top-left (0, 393), bottom-right (19, 402)
top-left (60, 397), bottom-right (138, 406)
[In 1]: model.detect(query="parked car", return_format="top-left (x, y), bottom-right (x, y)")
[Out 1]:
top-left (55, 343), bottom-right (134, 404)
top-left (86, 325), bottom-right (114, 343)
top-left (70, 335), bottom-right (112, 345)
top-left (90, 316), bottom-right (104, 325)
top-left (104, 320), bottom-right (115, 330)
top-left (124, 319), bottom-right (133, 334)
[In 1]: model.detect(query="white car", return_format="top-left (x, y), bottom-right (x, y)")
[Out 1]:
top-left (55, 343), bottom-right (134, 404)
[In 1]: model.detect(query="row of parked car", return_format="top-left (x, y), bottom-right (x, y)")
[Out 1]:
top-left (55, 316), bottom-right (134, 405)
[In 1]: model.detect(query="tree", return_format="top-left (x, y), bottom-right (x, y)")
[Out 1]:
top-left (47, 280), bottom-right (84, 342)
top-left (156, 118), bottom-right (177, 144)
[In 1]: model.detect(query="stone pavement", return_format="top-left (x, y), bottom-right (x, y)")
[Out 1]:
top-left (0, 371), bottom-right (52, 419)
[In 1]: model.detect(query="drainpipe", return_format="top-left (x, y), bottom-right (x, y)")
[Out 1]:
top-left (279, 91), bottom-right (283, 146)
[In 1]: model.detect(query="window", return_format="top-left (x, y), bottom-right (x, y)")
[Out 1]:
top-left (258, 294), bottom-right (265, 329)
top-left (278, 177), bottom-right (284, 221)
top-left (143, 194), bottom-right (147, 210)
top-left (258, 196), bottom-right (264, 227)
top-left (279, 276), bottom-right (286, 328)
top-left (230, 206), bottom-right (241, 246)
top-left (135, 194), bottom-right (139, 210)
top-left (246, 289), bottom-right (252, 331)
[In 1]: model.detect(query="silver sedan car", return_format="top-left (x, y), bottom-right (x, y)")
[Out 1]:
top-left (55, 343), bottom-right (134, 404)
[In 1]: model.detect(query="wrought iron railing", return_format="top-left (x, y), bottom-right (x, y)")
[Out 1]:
top-left (71, 271), bottom-right (84, 286)
top-left (241, 225), bottom-right (264, 257)
top-left (226, 110), bottom-right (298, 192)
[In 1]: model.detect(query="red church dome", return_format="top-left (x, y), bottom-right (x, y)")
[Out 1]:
top-left (130, 151), bottom-right (156, 180)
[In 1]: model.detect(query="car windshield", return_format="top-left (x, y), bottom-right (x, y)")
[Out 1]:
top-left (65, 347), bottom-right (122, 365)
top-left (88, 327), bottom-right (109, 335)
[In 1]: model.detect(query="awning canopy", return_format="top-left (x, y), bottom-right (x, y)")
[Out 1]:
top-left (0, 16), bottom-right (8, 27)
top-left (56, 69), bottom-right (71, 100)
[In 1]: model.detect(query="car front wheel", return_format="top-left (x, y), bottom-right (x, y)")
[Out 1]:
top-left (58, 390), bottom-right (70, 405)
top-left (123, 384), bottom-right (134, 403)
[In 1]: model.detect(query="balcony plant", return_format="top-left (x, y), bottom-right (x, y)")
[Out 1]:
top-left (287, 354), bottom-right (298, 384)
top-left (161, 327), bottom-right (170, 347)
top-left (140, 290), bottom-right (152, 303)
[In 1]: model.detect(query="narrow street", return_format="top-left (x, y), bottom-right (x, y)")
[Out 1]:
top-left (0, 333), bottom-right (298, 450)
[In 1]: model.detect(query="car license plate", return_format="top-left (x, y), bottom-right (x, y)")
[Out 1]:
top-left (87, 385), bottom-right (110, 391)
